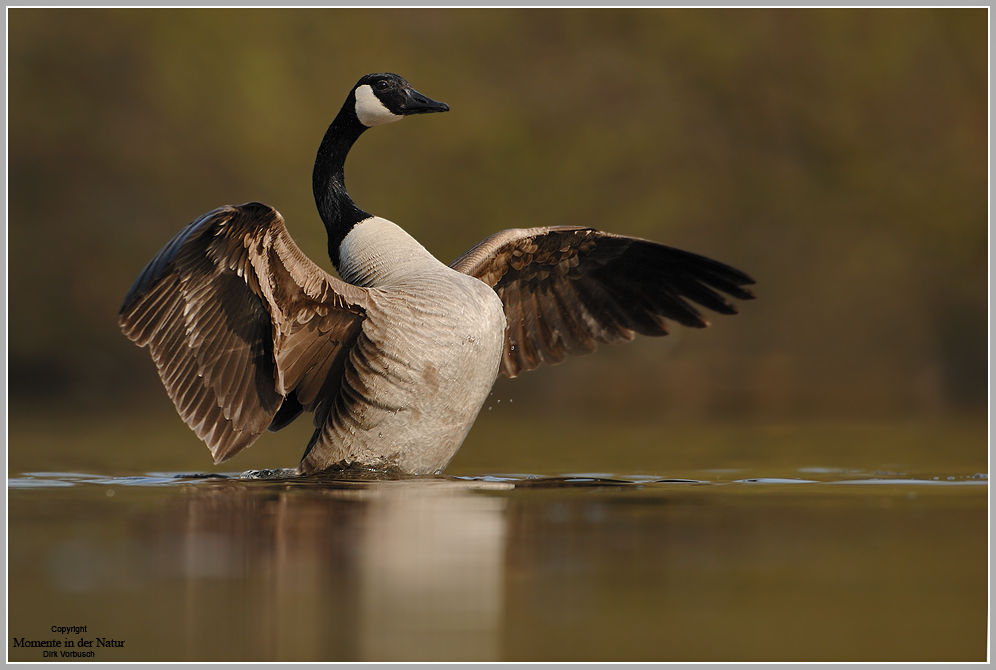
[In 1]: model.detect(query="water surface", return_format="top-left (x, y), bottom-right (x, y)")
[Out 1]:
top-left (8, 465), bottom-right (987, 662)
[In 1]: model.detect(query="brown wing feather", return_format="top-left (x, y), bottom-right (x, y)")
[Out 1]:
top-left (451, 226), bottom-right (756, 378)
top-left (119, 202), bottom-right (367, 463)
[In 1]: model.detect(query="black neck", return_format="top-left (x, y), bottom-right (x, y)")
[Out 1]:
top-left (312, 102), bottom-right (371, 270)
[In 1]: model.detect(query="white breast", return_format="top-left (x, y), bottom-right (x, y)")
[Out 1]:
top-left (301, 224), bottom-right (508, 474)
top-left (339, 216), bottom-right (449, 287)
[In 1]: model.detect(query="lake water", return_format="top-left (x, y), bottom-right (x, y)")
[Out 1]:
top-left (7, 411), bottom-right (989, 662)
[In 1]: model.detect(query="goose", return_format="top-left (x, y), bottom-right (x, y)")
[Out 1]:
top-left (119, 73), bottom-right (756, 477)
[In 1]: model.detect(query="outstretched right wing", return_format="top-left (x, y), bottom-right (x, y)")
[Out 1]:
top-left (119, 202), bottom-right (369, 463)
top-left (451, 226), bottom-right (755, 378)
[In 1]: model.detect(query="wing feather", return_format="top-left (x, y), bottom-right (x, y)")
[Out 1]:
top-left (119, 202), bottom-right (368, 463)
top-left (452, 226), bottom-right (755, 378)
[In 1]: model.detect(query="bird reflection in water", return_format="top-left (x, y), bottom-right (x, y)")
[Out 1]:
top-left (158, 479), bottom-right (511, 662)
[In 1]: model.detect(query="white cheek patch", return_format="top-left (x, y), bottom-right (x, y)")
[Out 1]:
top-left (354, 84), bottom-right (404, 127)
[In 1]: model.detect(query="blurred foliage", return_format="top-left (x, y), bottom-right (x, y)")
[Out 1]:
top-left (7, 8), bottom-right (988, 426)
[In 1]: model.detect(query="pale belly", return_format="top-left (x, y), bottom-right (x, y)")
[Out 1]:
top-left (298, 274), bottom-right (506, 475)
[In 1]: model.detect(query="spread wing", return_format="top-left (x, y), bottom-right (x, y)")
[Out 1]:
top-left (450, 226), bottom-right (756, 378)
top-left (119, 202), bottom-right (368, 463)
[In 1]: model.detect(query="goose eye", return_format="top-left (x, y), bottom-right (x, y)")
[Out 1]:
top-left (374, 80), bottom-right (389, 90)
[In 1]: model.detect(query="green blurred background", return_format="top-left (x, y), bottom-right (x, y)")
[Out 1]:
top-left (7, 8), bottom-right (988, 475)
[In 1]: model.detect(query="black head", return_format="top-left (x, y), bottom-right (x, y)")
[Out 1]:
top-left (350, 73), bottom-right (449, 127)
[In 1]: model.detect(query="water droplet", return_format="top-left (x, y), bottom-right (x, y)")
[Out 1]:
top-left (488, 406), bottom-right (492, 411)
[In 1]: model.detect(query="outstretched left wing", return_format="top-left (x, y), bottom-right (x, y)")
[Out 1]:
top-left (119, 202), bottom-right (369, 463)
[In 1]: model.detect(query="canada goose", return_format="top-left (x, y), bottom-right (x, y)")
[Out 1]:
top-left (119, 73), bottom-right (756, 476)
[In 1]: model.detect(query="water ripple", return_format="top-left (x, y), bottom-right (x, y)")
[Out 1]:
top-left (8, 470), bottom-right (989, 490)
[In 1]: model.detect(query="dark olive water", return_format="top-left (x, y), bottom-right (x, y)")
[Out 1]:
top-left (7, 412), bottom-right (989, 662)
top-left (8, 468), bottom-right (987, 662)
